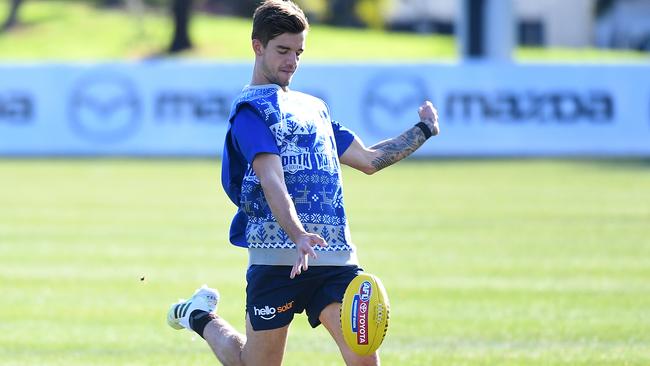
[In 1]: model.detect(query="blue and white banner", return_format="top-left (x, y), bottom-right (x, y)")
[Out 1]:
top-left (1, 62), bottom-right (649, 156)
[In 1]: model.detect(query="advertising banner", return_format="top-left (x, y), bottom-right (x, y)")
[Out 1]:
top-left (1, 62), bottom-right (648, 156)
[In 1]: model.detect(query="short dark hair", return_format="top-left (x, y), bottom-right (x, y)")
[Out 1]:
top-left (252, 0), bottom-right (309, 46)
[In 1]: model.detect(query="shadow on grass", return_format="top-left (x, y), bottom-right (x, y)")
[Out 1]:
top-left (580, 158), bottom-right (650, 171)
top-left (403, 156), bottom-right (650, 171)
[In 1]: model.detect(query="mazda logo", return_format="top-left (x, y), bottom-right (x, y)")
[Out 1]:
top-left (363, 74), bottom-right (430, 137)
top-left (68, 72), bottom-right (141, 143)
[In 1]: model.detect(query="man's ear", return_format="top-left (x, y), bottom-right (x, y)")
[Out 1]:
top-left (252, 39), bottom-right (264, 56)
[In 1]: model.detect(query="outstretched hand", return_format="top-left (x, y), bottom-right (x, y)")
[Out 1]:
top-left (418, 101), bottom-right (440, 136)
top-left (290, 232), bottom-right (327, 279)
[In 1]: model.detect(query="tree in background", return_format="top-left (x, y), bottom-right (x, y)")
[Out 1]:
top-left (163, 0), bottom-right (269, 54)
top-left (230, 0), bottom-right (259, 18)
top-left (326, 0), bottom-right (362, 27)
top-left (300, 0), bottom-right (386, 29)
top-left (595, 0), bottom-right (616, 17)
top-left (167, 0), bottom-right (194, 53)
top-left (2, 0), bottom-right (24, 32)
top-left (355, 0), bottom-right (388, 30)
top-left (100, 0), bottom-right (122, 6)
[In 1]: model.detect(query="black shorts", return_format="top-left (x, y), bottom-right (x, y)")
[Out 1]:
top-left (246, 265), bottom-right (362, 331)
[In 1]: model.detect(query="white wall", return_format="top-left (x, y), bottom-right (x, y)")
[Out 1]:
top-left (515, 0), bottom-right (594, 47)
top-left (386, 0), bottom-right (596, 47)
top-left (385, 0), bottom-right (456, 22)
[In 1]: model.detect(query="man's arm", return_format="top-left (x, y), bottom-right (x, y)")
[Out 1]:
top-left (252, 153), bottom-right (327, 279)
top-left (340, 101), bottom-right (439, 174)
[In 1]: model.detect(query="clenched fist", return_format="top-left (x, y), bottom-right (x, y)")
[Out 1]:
top-left (418, 101), bottom-right (439, 137)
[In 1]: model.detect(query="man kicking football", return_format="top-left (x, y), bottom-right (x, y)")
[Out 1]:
top-left (167, 1), bottom-right (439, 365)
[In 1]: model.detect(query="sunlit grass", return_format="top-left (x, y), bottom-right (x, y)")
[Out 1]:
top-left (1, 159), bottom-right (649, 365)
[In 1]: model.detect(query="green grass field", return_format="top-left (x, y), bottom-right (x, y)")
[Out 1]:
top-left (1, 159), bottom-right (649, 365)
top-left (0, 0), bottom-right (648, 62)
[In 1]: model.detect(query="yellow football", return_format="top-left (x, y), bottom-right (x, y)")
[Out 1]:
top-left (340, 273), bottom-right (390, 356)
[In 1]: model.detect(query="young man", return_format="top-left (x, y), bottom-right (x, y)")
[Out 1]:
top-left (166, 1), bottom-right (439, 365)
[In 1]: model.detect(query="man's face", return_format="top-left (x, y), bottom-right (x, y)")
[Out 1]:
top-left (255, 31), bottom-right (306, 88)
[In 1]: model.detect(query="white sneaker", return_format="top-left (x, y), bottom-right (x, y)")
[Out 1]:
top-left (167, 285), bottom-right (219, 330)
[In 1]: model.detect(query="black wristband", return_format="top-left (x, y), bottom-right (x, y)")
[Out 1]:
top-left (415, 121), bottom-right (433, 139)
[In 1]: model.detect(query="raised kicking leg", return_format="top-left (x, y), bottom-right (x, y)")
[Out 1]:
top-left (167, 285), bottom-right (289, 366)
top-left (201, 314), bottom-right (289, 366)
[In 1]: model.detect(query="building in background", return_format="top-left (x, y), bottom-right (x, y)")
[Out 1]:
top-left (595, 0), bottom-right (650, 51)
top-left (514, 0), bottom-right (594, 47)
top-left (384, 0), bottom-right (650, 51)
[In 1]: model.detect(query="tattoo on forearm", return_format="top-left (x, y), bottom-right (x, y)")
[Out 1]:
top-left (370, 126), bottom-right (427, 171)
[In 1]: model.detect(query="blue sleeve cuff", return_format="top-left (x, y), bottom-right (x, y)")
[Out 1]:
top-left (231, 105), bottom-right (280, 164)
top-left (332, 120), bottom-right (356, 156)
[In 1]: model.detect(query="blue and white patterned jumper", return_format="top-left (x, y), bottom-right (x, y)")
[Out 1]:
top-left (222, 84), bottom-right (358, 267)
